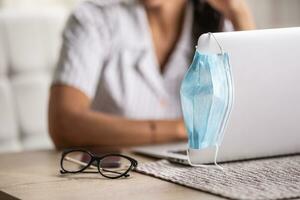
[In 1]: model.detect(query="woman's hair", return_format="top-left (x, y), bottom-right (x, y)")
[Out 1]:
top-left (191, 0), bottom-right (224, 47)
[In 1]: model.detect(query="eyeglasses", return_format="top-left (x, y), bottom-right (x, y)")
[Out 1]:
top-left (60, 149), bottom-right (138, 179)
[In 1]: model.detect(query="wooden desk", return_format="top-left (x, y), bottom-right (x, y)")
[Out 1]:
top-left (0, 150), bottom-right (224, 200)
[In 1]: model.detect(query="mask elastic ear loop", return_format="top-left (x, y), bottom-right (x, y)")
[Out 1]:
top-left (214, 144), bottom-right (223, 170)
top-left (186, 146), bottom-right (224, 170)
top-left (208, 32), bottom-right (224, 55)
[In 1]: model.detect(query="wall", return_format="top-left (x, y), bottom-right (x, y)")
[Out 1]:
top-left (0, 0), bottom-right (79, 9)
top-left (0, 0), bottom-right (300, 29)
top-left (247, 0), bottom-right (300, 29)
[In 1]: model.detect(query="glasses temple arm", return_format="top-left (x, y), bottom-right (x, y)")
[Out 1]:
top-left (99, 168), bottom-right (130, 177)
top-left (64, 156), bottom-right (97, 170)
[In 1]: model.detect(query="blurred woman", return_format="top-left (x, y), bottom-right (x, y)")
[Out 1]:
top-left (49, 0), bottom-right (255, 149)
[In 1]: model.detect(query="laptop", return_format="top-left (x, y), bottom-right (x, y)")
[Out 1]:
top-left (132, 27), bottom-right (300, 165)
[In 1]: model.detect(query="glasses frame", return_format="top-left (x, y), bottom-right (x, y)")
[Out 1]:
top-left (60, 148), bottom-right (138, 179)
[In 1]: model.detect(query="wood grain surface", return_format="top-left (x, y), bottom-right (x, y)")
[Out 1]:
top-left (0, 150), bottom-right (224, 200)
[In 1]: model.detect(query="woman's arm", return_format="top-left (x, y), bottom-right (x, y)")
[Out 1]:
top-left (207, 0), bottom-right (256, 30)
top-left (48, 85), bottom-right (187, 149)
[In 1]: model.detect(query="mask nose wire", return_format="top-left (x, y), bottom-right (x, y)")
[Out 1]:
top-left (208, 32), bottom-right (224, 55)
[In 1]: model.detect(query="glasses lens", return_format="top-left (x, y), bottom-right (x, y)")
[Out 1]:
top-left (99, 156), bottom-right (132, 178)
top-left (62, 151), bottom-right (92, 172)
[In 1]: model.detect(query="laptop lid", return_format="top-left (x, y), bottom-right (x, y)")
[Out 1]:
top-left (189, 27), bottom-right (300, 163)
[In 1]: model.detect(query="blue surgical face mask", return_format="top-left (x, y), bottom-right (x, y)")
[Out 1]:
top-left (180, 33), bottom-right (234, 168)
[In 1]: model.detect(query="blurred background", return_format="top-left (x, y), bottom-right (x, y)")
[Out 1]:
top-left (0, 0), bottom-right (300, 153)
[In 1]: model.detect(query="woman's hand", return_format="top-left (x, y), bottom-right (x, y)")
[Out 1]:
top-left (206, 0), bottom-right (256, 30)
top-left (206, 0), bottom-right (247, 20)
top-left (176, 120), bottom-right (188, 141)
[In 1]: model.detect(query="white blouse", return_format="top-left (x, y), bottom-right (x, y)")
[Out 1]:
top-left (53, 0), bottom-right (232, 120)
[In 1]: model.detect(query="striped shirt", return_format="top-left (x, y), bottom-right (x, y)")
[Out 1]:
top-left (53, 0), bottom-right (232, 120)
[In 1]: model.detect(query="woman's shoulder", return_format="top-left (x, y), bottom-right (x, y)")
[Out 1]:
top-left (70, 0), bottom-right (141, 30)
top-left (72, 0), bottom-right (139, 17)
top-left (84, 0), bottom-right (136, 7)
top-left (69, 0), bottom-right (145, 47)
